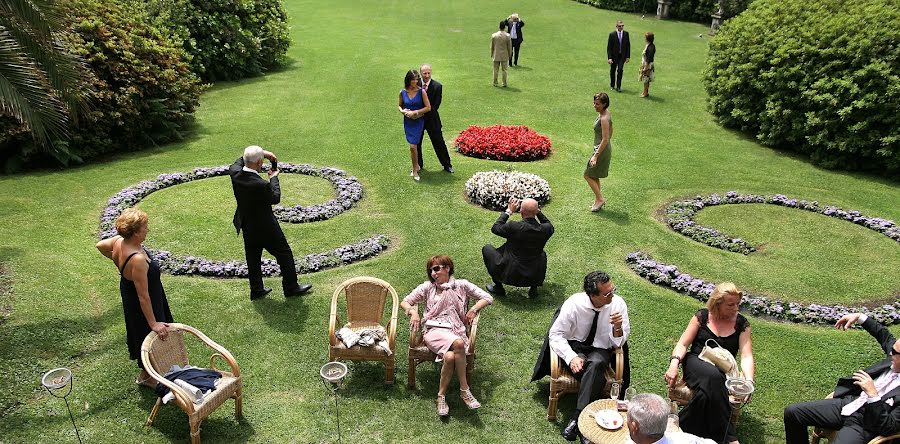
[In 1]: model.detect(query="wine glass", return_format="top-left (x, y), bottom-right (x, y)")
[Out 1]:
top-left (609, 381), bottom-right (621, 400)
top-left (624, 387), bottom-right (637, 402)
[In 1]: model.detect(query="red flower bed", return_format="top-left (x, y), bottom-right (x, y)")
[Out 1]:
top-left (454, 125), bottom-right (551, 161)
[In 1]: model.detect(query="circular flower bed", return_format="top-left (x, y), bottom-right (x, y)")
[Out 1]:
top-left (626, 251), bottom-right (900, 326)
top-left (464, 170), bottom-right (551, 211)
top-left (666, 192), bottom-right (899, 254)
top-left (454, 124), bottom-right (551, 161)
top-left (98, 163), bottom-right (389, 277)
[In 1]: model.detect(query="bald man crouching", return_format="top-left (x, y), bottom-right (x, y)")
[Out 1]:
top-left (482, 198), bottom-right (554, 298)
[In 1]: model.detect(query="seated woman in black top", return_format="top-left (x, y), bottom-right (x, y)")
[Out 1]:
top-left (664, 282), bottom-right (755, 444)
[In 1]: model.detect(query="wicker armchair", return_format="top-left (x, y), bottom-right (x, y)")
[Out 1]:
top-left (667, 372), bottom-right (744, 425)
top-left (547, 346), bottom-right (624, 421)
top-left (407, 308), bottom-right (480, 389)
top-left (811, 392), bottom-right (900, 444)
top-left (140, 323), bottom-right (243, 444)
top-left (328, 276), bottom-right (399, 384)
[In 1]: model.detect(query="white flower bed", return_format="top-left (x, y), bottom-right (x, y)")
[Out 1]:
top-left (464, 170), bottom-right (551, 211)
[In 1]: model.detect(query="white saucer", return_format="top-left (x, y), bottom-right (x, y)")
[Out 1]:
top-left (595, 409), bottom-right (624, 430)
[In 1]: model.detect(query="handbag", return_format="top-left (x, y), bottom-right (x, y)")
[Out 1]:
top-left (698, 339), bottom-right (742, 379)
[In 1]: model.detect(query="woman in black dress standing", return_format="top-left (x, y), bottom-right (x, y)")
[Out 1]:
top-left (96, 208), bottom-right (173, 387)
top-left (664, 282), bottom-right (755, 444)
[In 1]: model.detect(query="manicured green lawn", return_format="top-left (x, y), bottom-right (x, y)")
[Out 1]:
top-left (0, 0), bottom-right (898, 442)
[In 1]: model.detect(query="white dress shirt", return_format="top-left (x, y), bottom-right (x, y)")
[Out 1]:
top-left (654, 432), bottom-right (718, 444)
top-left (549, 292), bottom-right (630, 364)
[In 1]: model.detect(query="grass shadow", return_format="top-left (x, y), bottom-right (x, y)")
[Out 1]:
top-left (250, 295), bottom-right (310, 333)
top-left (139, 388), bottom-right (256, 443)
top-left (591, 207), bottom-right (631, 226)
top-left (494, 281), bottom-right (569, 313)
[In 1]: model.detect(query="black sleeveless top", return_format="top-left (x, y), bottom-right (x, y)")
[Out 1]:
top-left (119, 248), bottom-right (173, 361)
top-left (688, 309), bottom-right (748, 356)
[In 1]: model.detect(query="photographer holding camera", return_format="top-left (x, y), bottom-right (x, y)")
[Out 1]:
top-left (229, 145), bottom-right (312, 301)
top-left (481, 197), bottom-right (554, 298)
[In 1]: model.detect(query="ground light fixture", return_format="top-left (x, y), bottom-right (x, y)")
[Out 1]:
top-left (41, 367), bottom-right (83, 444)
top-left (320, 361), bottom-right (348, 444)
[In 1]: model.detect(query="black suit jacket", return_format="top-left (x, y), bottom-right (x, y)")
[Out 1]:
top-left (833, 317), bottom-right (900, 436)
top-left (422, 79), bottom-right (442, 129)
top-left (486, 211), bottom-right (554, 287)
top-left (607, 30), bottom-right (630, 61)
top-left (228, 157), bottom-right (282, 242)
top-left (502, 20), bottom-right (524, 42)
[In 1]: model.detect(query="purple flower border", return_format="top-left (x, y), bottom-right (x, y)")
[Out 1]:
top-left (666, 192), bottom-right (899, 255)
top-left (98, 163), bottom-right (390, 277)
top-left (626, 251), bottom-right (900, 326)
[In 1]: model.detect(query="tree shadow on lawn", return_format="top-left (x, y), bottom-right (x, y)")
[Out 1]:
top-left (250, 295), bottom-right (310, 333)
top-left (204, 58), bottom-right (301, 94)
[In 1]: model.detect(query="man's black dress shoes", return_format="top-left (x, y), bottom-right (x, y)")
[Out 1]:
top-left (250, 288), bottom-right (273, 301)
top-left (528, 286), bottom-right (539, 298)
top-left (285, 283), bottom-right (313, 297)
top-left (485, 283), bottom-right (506, 296)
top-left (562, 418), bottom-right (579, 441)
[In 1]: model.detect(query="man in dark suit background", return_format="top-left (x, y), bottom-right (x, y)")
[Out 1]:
top-left (229, 145), bottom-right (312, 301)
top-left (482, 197), bottom-right (554, 298)
top-left (415, 64), bottom-right (453, 173)
top-left (784, 312), bottom-right (900, 443)
top-left (502, 13), bottom-right (525, 66)
top-left (606, 20), bottom-right (630, 92)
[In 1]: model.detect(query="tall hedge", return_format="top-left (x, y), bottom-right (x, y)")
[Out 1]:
top-left (704, 0), bottom-right (900, 174)
top-left (0, 0), bottom-right (202, 171)
top-left (157, 0), bottom-right (291, 82)
top-left (573, 0), bottom-right (754, 22)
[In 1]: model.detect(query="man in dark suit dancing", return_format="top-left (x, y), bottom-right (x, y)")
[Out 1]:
top-left (606, 20), bottom-right (630, 92)
top-left (415, 64), bottom-right (453, 173)
top-left (502, 13), bottom-right (525, 66)
top-left (229, 145), bottom-right (312, 301)
top-left (482, 197), bottom-right (554, 298)
top-left (784, 312), bottom-right (900, 443)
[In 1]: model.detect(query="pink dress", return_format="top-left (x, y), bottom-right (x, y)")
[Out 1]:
top-left (403, 278), bottom-right (493, 361)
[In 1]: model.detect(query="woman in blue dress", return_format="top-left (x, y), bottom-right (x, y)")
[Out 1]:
top-left (398, 69), bottom-right (431, 181)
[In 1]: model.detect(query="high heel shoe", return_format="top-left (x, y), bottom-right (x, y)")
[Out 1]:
top-left (437, 394), bottom-right (449, 416)
top-left (460, 389), bottom-right (481, 410)
top-left (412, 169), bottom-right (420, 181)
top-left (591, 200), bottom-right (606, 212)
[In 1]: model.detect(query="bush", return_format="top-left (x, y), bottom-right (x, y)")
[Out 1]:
top-left (572, 0), bottom-right (754, 23)
top-left (455, 125), bottom-right (552, 161)
top-left (704, 0), bottom-right (900, 174)
top-left (156, 0), bottom-right (291, 82)
top-left (465, 171), bottom-right (552, 211)
top-left (0, 0), bottom-right (203, 171)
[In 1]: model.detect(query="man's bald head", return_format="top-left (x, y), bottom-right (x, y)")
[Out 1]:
top-left (520, 198), bottom-right (539, 218)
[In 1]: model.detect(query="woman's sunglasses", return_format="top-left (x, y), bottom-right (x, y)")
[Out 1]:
top-left (430, 265), bottom-right (447, 273)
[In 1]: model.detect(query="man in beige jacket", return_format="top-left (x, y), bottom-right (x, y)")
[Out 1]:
top-left (491, 22), bottom-right (512, 87)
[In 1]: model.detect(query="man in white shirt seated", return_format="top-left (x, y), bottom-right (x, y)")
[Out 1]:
top-left (628, 393), bottom-right (716, 444)
top-left (550, 270), bottom-right (630, 441)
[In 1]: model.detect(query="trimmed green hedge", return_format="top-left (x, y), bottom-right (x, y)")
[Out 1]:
top-left (704, 0), bottom-right (900, 174)
top-left (573, 0), bottom-right (754, 23)
top-left (0, 0), bottom-right (202, 171)
top-left (158, 0), bottom-right (291, 82)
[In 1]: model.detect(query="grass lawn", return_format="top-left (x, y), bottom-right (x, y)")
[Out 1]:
top-left (1, 0), bottom-right (898, 442)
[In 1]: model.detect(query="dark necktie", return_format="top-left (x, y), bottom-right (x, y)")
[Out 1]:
top-left (585, 309), bottom-right (600, 347)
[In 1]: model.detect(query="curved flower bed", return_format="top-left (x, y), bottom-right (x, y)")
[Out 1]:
top-left (626, 251), bottom-right (900, 326)
top-left (454, 125), bottom-right (551, 161)
top-left (98, 163), bottom-right (389, 277)
top-left (465, 170), bottom-right (551, 211)
top-left (666, 192), bottom-right (900, 254)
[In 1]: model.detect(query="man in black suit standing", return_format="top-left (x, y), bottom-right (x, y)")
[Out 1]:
top-left (229, 145), bottom-right (312, 301)
top-left (784, 312), bottom-right (900, 443)
top-left (482, 197), bottom-right (554, 298)
top-left (606, 20), bottom-right (630, 92)
top-left (502, 13), bottom-right (525, 66)
top-left (416, 64), bottom-right (453, 173)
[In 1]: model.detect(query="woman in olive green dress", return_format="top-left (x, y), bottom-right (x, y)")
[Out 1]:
top-left (584, 92), bottom-right (612, 211)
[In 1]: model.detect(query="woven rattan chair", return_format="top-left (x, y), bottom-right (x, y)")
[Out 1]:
top-left (811, 392), bottom-right (900, 444)
top-left (668, 372), bottom-right (744, 425)
top-left (407, 308), bottom-right (480, 389)
top-left (328, 276), bottom-right (399, 384)
top-left (547, 346), bottom-right (624, 421)
top-left (140, 323), bottom-right (243, 444)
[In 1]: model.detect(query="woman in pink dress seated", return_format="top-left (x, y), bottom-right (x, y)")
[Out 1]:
top-left (401, 255), bottom-right (494, 417)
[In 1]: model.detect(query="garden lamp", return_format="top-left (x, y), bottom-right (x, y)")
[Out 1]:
top-left (320, 361), bottom-right (348, 444)
top-left (41, 367), bottom-right (83, 444)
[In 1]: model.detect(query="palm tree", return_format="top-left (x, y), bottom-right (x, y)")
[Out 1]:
top-left (0, 0), bottom-right (88, 160)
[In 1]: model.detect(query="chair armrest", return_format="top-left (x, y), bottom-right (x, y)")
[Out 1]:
top-left (467, 312), bottom-right (481, 354)
top-left (175, 323), bottom-right (241, 377)
top-left (388, 285), bottom-right (399, 351)
top-left (613, 346), bottom-right (624, 382)
top-left (329, 288), bottom-right (340, 347)
top-left (140, 343), bottom-right (195, 412)
top-left (550, 348), bottom-right (563, 378)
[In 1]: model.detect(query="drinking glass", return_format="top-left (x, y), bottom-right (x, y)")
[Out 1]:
top-left (624, 387), bottom-right (637, 402)
top-left (609, 382), bottom-right (620, 400)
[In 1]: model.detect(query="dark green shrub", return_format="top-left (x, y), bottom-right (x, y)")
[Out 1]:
top-left (704, 0), bottom-right (900, 174)
top-left (573, 0), bottom-right (753, 23)
top-left (0, 0), bottom-right (202, 171)
top-left (157, 0), bottom-right (291, 82)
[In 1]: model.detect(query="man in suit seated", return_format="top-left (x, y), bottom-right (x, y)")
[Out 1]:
top-left (628, 393), bottom-right (716, 444)
top-left (482, 197), bottom-right (554, 298)
top-left (783, 312), bottom-right (900, 443)
top-left (229, 145), bottom-right (312, 301)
